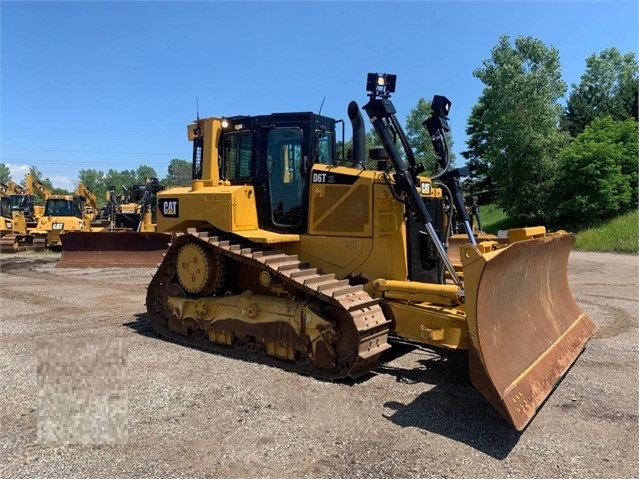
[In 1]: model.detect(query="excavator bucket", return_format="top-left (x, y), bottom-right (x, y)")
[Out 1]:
top-left (460, 232), bottom-right (596, 430)
top-left (57, 230), bottom-right (171, 268)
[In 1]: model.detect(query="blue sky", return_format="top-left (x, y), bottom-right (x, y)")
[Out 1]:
top-left (1, 1), bottom-right (637, 190)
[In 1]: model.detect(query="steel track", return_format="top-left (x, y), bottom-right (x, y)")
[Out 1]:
top-left (146, 231), bottom-right (391, 379)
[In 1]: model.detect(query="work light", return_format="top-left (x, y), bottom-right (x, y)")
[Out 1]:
top-left (366, 73), bottom-right (397, 97)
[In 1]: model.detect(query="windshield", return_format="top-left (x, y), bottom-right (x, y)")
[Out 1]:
top-left (44, 198), bottom-right (82, 217)
top-left (9, 195), bottom-right (24, 211)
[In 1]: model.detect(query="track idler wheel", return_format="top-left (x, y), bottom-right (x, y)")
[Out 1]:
top-left (176, 242), bottom-right (226, 294)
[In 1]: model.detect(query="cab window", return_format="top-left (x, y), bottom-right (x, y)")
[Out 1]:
top-left (222, 133), bottom-right (253, 180)
top-left (1, 197), bottom-right (11, 219)
top-left (316, 132), bottom-right (333, 165)
top-left (44, 199), bottom-right (82, 217)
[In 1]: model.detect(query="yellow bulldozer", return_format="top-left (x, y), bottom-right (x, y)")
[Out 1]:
top-left (145, 73), bottom-right (595, 430)
top-left (0, 177), bottom-right (46, 252)
top-left (110, 178), bottom-right (165, 232)
top-left (28, 175), bottom-right (102, 250)
top-left (57, 178), bottom-right (170, 267)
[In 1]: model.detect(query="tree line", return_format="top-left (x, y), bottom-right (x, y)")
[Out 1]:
top-left (74, 158), bottom-right (193, 203)
top-left (2, 37), bottom-right (636, 231)
top-left (462, 39), bottom-right (637, 231)
top-left (0, 159), bottom-right (193, 205)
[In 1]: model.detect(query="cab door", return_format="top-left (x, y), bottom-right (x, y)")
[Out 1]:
top-left (266, 127), bottom-right (304, 230)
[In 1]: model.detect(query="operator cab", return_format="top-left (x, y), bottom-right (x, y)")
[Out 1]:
top-left (214, 112), bottom-right (336, 234)
top-left (44, 197), bottom-right (83, 218)
top-left (8, 194), bottom-right (25, 212)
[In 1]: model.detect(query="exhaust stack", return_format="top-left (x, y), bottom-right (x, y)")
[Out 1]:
top-left (348, 101), bottom-right (365, 169)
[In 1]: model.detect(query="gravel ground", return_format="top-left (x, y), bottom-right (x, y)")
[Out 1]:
top-left (0, 250), bottom-right (637, 478)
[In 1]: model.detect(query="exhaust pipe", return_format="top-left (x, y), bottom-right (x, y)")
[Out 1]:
top-left (348, 101), bottom-right (365, 169)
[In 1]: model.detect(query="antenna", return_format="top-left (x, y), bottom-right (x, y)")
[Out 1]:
top-left (196, 97), bottom-right (200, 120)
top-left (318, 96), bottom-right (326, 117)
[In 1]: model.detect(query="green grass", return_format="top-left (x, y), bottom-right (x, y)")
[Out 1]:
top-left (573, 209), bottom-right (638, 254)
top-left (477, 204), bottom-right (638, 254)
top-left (476, 204), bottom-right (518, 234)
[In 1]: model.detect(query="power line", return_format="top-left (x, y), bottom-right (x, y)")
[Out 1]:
top-left (0, 159), bottom-right (174, 173)
top-left (0, 156), bottom-right (181, 165)
top-left (1, 146), bottom-right (174, 155)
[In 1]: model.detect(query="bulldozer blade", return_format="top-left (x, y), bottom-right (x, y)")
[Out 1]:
top-left (461, 233), bottom-right (596, 431)
top-left (57, 231), bottom-right (171, 268)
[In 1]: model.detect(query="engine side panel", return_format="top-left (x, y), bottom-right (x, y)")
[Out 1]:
top-left (304, 165), bottom-right (409, 283)
top-left (156, 185), bottom-right (259, 233)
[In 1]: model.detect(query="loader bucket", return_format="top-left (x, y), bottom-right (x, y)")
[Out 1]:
top-left (460, 233), bottom-right (596, 430)
top-left (57, 231), bottom-right (171, 268)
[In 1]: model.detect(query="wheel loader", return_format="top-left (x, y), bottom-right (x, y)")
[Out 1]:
top-left (145, 73), bottom-right (596, 430)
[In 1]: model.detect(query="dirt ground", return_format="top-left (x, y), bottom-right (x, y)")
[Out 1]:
top-left (0, 249), bottom-right (637, 479)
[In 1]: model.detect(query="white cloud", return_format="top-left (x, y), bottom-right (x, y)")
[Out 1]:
top-left (50, 174), bottom-right (77, 191)
top-left (7, 163), bottom-right (30, 182)
top-left (6, 163), bottom-right (77, 191)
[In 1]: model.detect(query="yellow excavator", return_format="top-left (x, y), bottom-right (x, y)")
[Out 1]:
top-left (144, 73), bottom-right (596, 430)
top-left (24, 173), bottom-right (47, 220)
top-left (75, 180), bottom-right (103, 225)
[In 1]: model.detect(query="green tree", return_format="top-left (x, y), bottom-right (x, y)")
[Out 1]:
top-left (136, 165), bottom-right (158, 183)
top-left (163, 158), bottom-right (192, 187)
top-left (338, 130), bottom-right (382, 170)
top-left (468, 34), bottom-right (568, 223)
top-left (405, 98), bottom-right (437, 173)
top-left (404, 97), bottom-right (456, 175)
top-left (551, 117), bottom-right (638, 228)
top-left (0, 163), bottom-right (10, 183)
top-left (104, 169), bottom-right (137, 200)
top-left (462, 101), bottom-right (495, 203)
top-left (79, 169), bottom-right (107, 205)
top-left (562, 48), bottom-right (639, 137)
